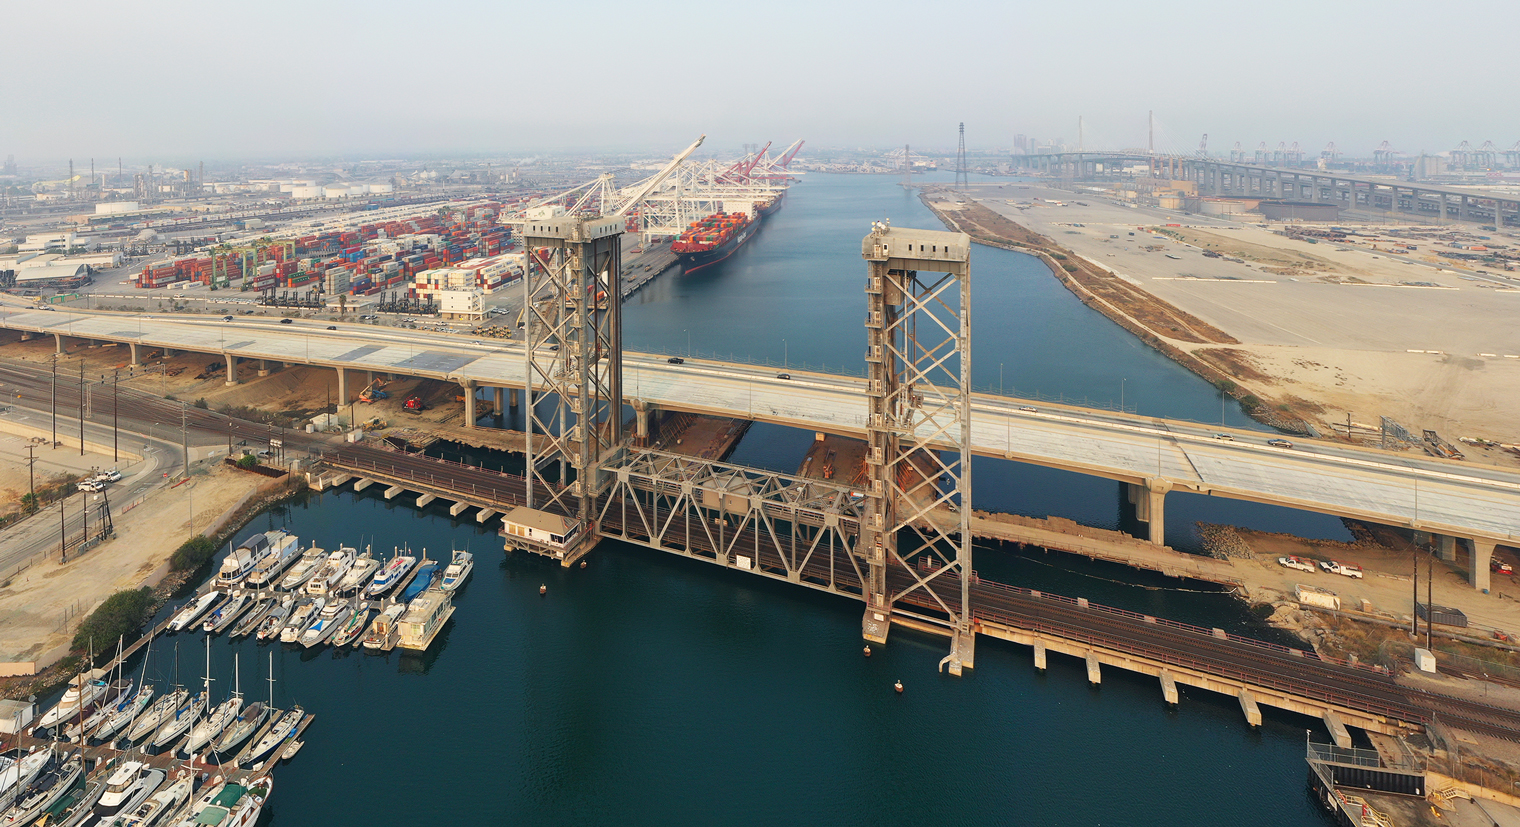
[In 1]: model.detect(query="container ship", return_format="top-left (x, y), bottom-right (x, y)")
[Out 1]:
top-left (672, 193), bottom-right (783, 274)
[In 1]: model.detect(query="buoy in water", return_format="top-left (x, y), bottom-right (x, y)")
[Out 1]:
top-left (539, 584), bottom-right (547, 595)
top-left (863, 645), bottom-right (872, 658)
top-left (894, 680), bottom-right (903, 694)
top-left (579, 561), bottom-right (587, 569)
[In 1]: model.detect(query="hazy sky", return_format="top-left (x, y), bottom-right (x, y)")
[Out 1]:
top-left (5, 0), bottom-right (1517, 164)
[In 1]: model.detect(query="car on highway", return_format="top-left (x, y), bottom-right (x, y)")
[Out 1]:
top-left (1213, 433), bottom-right (1233, 441)
top-left (1019, 406), bottom-right (1037, 413)
top-left (1277, 555), bottom-right (1315, 573)
top-left (280, 318), bottom-right (293, 324)
top-left (222, 315), bottom-right (233, 322)
top-left (667, 357), bottom-right (684, 365)
top-left (326, 325), bottom-right (337, 330)
top-left (776, 373), bottom-right (791, 380)
top-left (1267, 439), bottom-right (1293, 448)
top-left (77, 480), bottom-right (102, 492)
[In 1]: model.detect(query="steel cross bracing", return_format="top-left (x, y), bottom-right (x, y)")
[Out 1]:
top-left (595, 448), bottom-right (865, 588)
top-left (520, 216), bottom-right (626, 532)
top-left (860, 221), bottom-right (976, 673)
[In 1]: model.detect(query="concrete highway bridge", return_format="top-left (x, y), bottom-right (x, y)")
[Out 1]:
top-left (1, 303), bottom-right (1515, 590)
top-left (1014, 150), bottom-right (1520, 226)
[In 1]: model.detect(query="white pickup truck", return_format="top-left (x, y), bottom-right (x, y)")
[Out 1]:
top-left (1321, 560), bottom-right (1364, 579)
top-left (1277, 556), bottom-right (1315, 573)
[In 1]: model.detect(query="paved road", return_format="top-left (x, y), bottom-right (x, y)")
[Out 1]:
top-left (1, 307), bottom-right (1517, 546)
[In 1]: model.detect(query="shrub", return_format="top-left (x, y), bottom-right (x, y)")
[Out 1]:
top-left (170, 535), bottom-right (217, 572)
top-left (1062, 264), bottom-right (1078, 272)
top-left (72, 588), bottom-right (154, 651)
top-left (1050, 253), bottom-right (1068, 260)
top-left (194, 398), bottom-right (209, 409)
top-left (236, 454), bottom-right (257, 469)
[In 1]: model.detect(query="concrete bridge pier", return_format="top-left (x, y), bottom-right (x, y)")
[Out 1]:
top-left (1129, 478), bottom-right (1170, 545)
top-left (1435, 534), bottom-right (1456, 562)
top-left (1469, 537), bottom-right (1496, 592)
top-left (633, 399), bottom-right (654, 445)
top-left (1323, 710), bottom-right (1352, 749)
top-left (1033, 640), bottom-right (1047, 671)
top-left (129, 343), bottom-right (141, 366)
top-left (494, 387), bottom-right (505, 419)
top-left (336, 367), bottom-right (348, 406)
top-left (54, 333), bottom-right (65, 354)
top-left (258, 359), bottom-right (271, 377)
top-left (224, 355), bottom-right (239, 386)
top-left (461, 380), bottom-right (477, 428)
top-left (1160, 669), bottom-right (1178, 705)
top-left (1239, 690), bottom-right (1262, 726)
top-left (509, 388), bottom-right (519, 408)
top-left (163, 348), bottom-right (177, 357)
top-left (1085, 652), bottom-right (1101, 685)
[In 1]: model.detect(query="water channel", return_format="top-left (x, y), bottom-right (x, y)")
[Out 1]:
top-left (98, 171), bottom-right (1347, 825)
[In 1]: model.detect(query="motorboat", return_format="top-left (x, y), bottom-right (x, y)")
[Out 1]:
top-left (167, 776), bottom-right (271, 827)
top-left (361, 604), bottom-right (407, 651)
top-left (149, 691), bottom-right (205, 749)
top-left (330, 603), bottom-right (374, 648)
top-left (114, 771), bottom-right (194, 827)
top-left (94, 683), bottom-right (156, 741)
top-left (167, 592), bottom-right (223, 633)
top-left (167, 778), bottom-right (224, 827)
top-left (277, 545), bottom-right (327, 591)
top-left (36, 669), bottom-right (110, 729)
top-left (79, 761), bottom-right (164, 827)
top-left (0, 750), bottom-right (83, 827)
top-left (213, 700), bottom-right (268, 754)
top-left (334, 551), bottom-right (379, 597)
top-left (254, 599), bottom-right (295, 642)
top-left (229, 598), bottom-right (274, 639)
top-left (64, 678), bottom-right (138, 741)
top-left (440, 550), bottom-right (474, 592)
top-left (398, 559), bottom-right (440, 603)
top-left (45, 770), bottom-right (104, 827)
top-left (243, 530), bottom-right (300, 589)
top-left (214, 532), bottom-right (269, 588)
top-left (303, 547), bottom-right (356, 598)
top-left (299, 601), bottom-right (351, 648)
top-left (279, 599), bottom-right (324, 644)
top-left (239, 707), bottom-right (302, 767)
top-left (202, 592), bottom-right (252, 635)
top-left (364, 552), bottom-right (416, 597)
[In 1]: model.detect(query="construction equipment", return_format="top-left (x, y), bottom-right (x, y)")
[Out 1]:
top-left (357, 379), bottom-right (388, 403)
top-left (403, 396), bottom-right (426, 413)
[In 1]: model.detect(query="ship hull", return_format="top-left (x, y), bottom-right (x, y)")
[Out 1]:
top-left (676, 222), bottom-right (757, 275)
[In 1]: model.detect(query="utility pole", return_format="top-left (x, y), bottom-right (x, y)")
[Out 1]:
top-left (25, 444), bottom-right (35, 509)
top-left (78, 361), bottom-right (85, 456)
top-left (180, 402), bottom-right (189, 478)
top-left (50, 355), bottom-right (57, 447)
top-left (60, 499), bottom-right (67, 562)
top-left (112, 370), bottom-right (119, 463)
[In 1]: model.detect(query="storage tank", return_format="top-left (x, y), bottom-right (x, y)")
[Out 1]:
top-left (290, 185), bottom-right (323, 200)
top-left (367, 182), bottom-right (394, 194)
top-left (324, 185), bottom-right (352, 199)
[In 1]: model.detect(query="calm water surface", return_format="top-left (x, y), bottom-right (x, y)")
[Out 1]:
top-left (84, 172), bottom-right (1345, 826)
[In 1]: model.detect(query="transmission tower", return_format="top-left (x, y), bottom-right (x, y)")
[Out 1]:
top-left (954, 123), bottom-right (969, 190)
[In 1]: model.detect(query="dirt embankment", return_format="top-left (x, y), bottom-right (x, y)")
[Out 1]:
top-left (920, 191), bottom-right (1315, 432)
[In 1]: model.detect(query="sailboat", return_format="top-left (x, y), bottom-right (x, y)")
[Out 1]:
top-left (64, 637), bottom-right (132, 742)
top-left (215, 652), bottom-right (273, 755)
top-left (239, 707), bottom-right (303, 768)
top-left (183, 644), bottom-right (240, 756)
top-left (0, 749), bottom-right (84, 826)
top-left (95, 632), bottom-right (158, 742)
top-left (150, 641), bottom-right (206, 749)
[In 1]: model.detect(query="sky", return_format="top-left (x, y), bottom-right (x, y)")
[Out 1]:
top-left (4, 0), bottom-right (1518, 164)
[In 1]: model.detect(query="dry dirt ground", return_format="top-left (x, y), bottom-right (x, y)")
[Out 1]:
top-left (0, 464), bottom-right (256, 664)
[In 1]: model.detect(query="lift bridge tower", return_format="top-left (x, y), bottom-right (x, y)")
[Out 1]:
top-left (519, 215), bottom-right (625, 561)
top-left (860, 222), bottom-right (975, 674)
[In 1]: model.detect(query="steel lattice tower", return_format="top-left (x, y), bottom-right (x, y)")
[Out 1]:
top-left (519, 215), bottom-right (626, 562)
top-left (860, 221), bottom-right (976, 675)
top-left (955, 123), bottom-right (970, 190)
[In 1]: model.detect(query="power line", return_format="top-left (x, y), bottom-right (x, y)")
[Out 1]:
top-left (955, 123), bottom-right (970, 190)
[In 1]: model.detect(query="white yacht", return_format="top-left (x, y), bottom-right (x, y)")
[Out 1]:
top-left (303, 547), bottom-right (356, 598)
top-left (254, 599), bottom-right (296, 642)
top-left (167, 592), bottom-right (222, 633)
top-left (299, 601), bottom-right (351, 648)
top-left (214, 532), bottom-right (270, 588)
top-left (124, 687), bottom-right (188, 743)
top-left (114, 772), bottom-right (194, 827)
top-left (330, 602), bottom-right (373, 648)
top-left (202, 592), bottom-right (251, 635)
top-left (277, 544), bottom-right (327, 591)
top-left (36, 669), bottom-right (110, 729)
top-left (440, 550), bottom-right (474, 592)
top-left (364, 552), bottom-right (416, 597)
top-left (0, 749), bottom-right (49, 809)
top-left (167, 776), bottom-right (271, 827)
top-left (183, 694), bottom-right (242, 756)
top-left (79, 761), bottom-right (164, 827)
top-left (334, 551), bottom-right (379, 596)
top-left (244, 530), bottom-right (300, 589)
top-left (229, 598), bottom-right (275, 639)
top-left (280, 599), bottom-right (325, 644)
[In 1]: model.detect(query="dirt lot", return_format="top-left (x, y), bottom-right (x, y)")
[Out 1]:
top-left (0, 464), bottom-right (257, 664)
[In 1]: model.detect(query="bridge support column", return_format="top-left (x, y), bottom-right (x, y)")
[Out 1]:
top-left (494, 387), bottom-right (505, 418)
top-left (1323, 710), bottom-right (1352, 749)
top-left (129, 342), bottom-right (141, 366)
top-left (1160, 669), bottom-right (1178, 705)
top-left (633, 399), bottom-right (653, 446)
top-left (1469, 537), bottom-right (1495, 592)
top-left (1435, 534), bottom-right (1456, 562)
top-left (225, 355), bottom-right (239, 385)
top-left (163, 348), bottom-right (176, 357)
top-left (383, 485), bottom-right (402, 500)
top-left (461, 380), bottom-right (476, 428)
top-left (509, 388), bottom-right (519, 408)
top-left (1239, 690), bottom-right (1262, 727)
top-left (1130, 479), bottom-right (1170, 545)
top-left (1085, 652), bottom-right (1101, 685)
top-left (1033, 640), bottom-right (1047, 671)
top-left (258, 359), bottom-right (270, 377)
top-left (54, 333), bottom-right (65, 354)
top-left (336, 367), bottom-right (348, 406)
